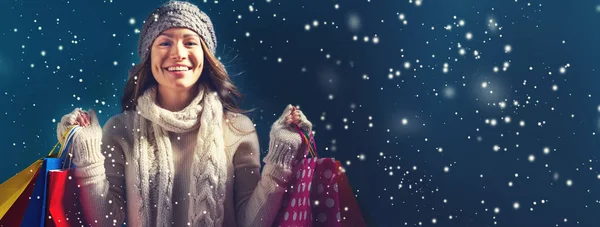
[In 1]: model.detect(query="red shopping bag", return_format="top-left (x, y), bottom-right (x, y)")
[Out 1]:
top-left (45, 126), bottom-right (87, 227)
top-left (45, 169), bottom-right (86, 227)
top-left (335, 161), bottom-right (366, 227)
top-left (310, 158), bottom-right (341, 227)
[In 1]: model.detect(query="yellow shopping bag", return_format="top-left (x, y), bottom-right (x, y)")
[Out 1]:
top-left (0, 160), bottom-right (43, 219)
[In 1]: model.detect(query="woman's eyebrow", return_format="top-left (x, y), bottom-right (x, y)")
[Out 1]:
top-left (158, 33), bottom-right (200, 38)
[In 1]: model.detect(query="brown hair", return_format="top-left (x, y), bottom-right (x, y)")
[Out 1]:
top-left (121, 39), bottom-right (251, 116)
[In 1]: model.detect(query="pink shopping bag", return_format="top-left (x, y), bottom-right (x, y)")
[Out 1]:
top-left (272, 117), bottom-right (318, 227)
top-left (272, 157), bottom-right (317, 227)
top-left (310, 158), bottom-right (341, 227)
top-left (273, 115), bottom-right (345, 227)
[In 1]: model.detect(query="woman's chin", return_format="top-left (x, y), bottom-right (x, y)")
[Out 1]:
top-left (164, 81), bottom-right (197, 91)
top-left (156, 73), bottom-right (200, 91)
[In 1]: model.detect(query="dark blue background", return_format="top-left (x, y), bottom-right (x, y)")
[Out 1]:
top-left (1, 0), bottom-right (599, 226)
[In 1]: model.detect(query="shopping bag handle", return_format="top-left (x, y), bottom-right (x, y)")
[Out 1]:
top-left (47, 125), bottom-right (77, 158)
top-left (290, 107), bottom-right (317, 157)
top-left (58, 126), bottom-right (81, 169)
top-left (294, 124), bottom-right (316, 157)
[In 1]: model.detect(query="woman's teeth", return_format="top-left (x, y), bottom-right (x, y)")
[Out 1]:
top-left (167, 66), bottom-right (190, 71)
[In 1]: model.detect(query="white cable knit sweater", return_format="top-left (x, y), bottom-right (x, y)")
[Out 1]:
top-left (60, 87), bottom-right (310, 227)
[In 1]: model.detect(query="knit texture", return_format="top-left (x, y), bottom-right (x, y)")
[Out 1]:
top-left (58, 99), bottom-right (313, 226)
top-left (139, 0), bottom-right (217, 62)
top-left (134, 84), bottom-right (226, 226)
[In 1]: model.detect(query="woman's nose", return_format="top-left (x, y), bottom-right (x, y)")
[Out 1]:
top-left (170, 42), bottom-right (186, 60)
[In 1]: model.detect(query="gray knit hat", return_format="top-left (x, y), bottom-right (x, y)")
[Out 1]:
top-left (138, 0), bottom-right (217, 62)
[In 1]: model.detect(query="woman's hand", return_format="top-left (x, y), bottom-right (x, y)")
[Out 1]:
top-left (284, 106), bottom-right (304, 126)
top-left (75, 109), bottom-right (91, 127)
top-left (266, 104), bottom-right (313, 167)
top-left (57, 108), bottom-right (84, 141)
top-left (56, 108), bottom-right (103, 163)
top-left (272, 104), bottom-right (312, 140)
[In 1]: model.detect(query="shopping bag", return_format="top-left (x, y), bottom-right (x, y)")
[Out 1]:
top-left (21, 157), bottom-right (62, 227)
top-left (272, 121), bottom-right (318, 227)
top-left (0, 125), bottom-right (74, 226)
top-left (0, 160), bottom-right (43, 220)
top-left (335, 161), bottom-right (366, 227)
top-left (20, 125), bottom-right (78, 227)
top-left (310, 158), bottom-right (341, 227)
top-left (273, 118), bottom-right (317, 227)
top-left (46, 126), bottom-right (86, 227)
top-left (288, 123), bottom-right (342, 227)
top-left (273, 111), bottom-right (357, 227)
top-left (0, 167), bottom-right (40, 226)
top-left (272, 157), bottom-right (317, 227)
top-left (46, 169), bottom-right (86, 227)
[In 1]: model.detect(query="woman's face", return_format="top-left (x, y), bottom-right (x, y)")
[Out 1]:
top-left (150, 27), bottom-right (205, 92)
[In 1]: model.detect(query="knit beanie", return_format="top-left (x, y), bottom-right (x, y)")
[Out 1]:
top-left (138, 0), bottom-right (217, 62)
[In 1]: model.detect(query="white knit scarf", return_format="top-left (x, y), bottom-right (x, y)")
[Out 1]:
top-left (133, 84), bottom-right (226, 226)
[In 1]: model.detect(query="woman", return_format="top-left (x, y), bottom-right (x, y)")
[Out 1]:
top-left (56, 1), bottom-right (312, 226)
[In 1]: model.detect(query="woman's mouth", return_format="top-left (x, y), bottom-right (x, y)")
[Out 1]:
top-left (165, 66), bottom-right (192, 72)
top-left (164, 66), bottom-right (192, 77)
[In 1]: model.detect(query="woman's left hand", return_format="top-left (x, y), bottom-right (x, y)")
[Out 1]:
top-left (266, 104), bottom-right (313, 166)
top-left (273, 104), bottom-right (312, 136)
top-left (285, 106), bottom-right (309, 127)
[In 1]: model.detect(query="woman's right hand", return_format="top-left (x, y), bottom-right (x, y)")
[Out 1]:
top-left (56, 108), bottom-right (102, 145)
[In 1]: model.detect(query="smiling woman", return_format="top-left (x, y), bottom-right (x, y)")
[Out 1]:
top-left (54, 1), bottom-right (313, 226)
top-left (150, 28), bottom-right (206, 106)
top-left (122, 26), bottom-right (243, 113)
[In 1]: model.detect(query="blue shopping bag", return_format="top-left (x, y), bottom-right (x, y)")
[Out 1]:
top-left (20, 125), bottom-right (80, 227)
top-left (20, 158), bottom-right (61, 227)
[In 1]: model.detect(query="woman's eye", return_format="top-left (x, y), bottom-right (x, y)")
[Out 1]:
top-left (159, 42), bottom-right (171, 46)
top-left (186, 42), bottom-right (199, 46)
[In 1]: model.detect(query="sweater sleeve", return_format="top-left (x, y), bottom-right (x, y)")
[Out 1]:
top-left (229, 114), bottom-right (300, 227)
top-left (72, 115), bottom-right (127, 226)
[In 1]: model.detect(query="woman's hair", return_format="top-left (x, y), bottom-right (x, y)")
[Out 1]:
top-left (121, 38), bottom-right (250, 115)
